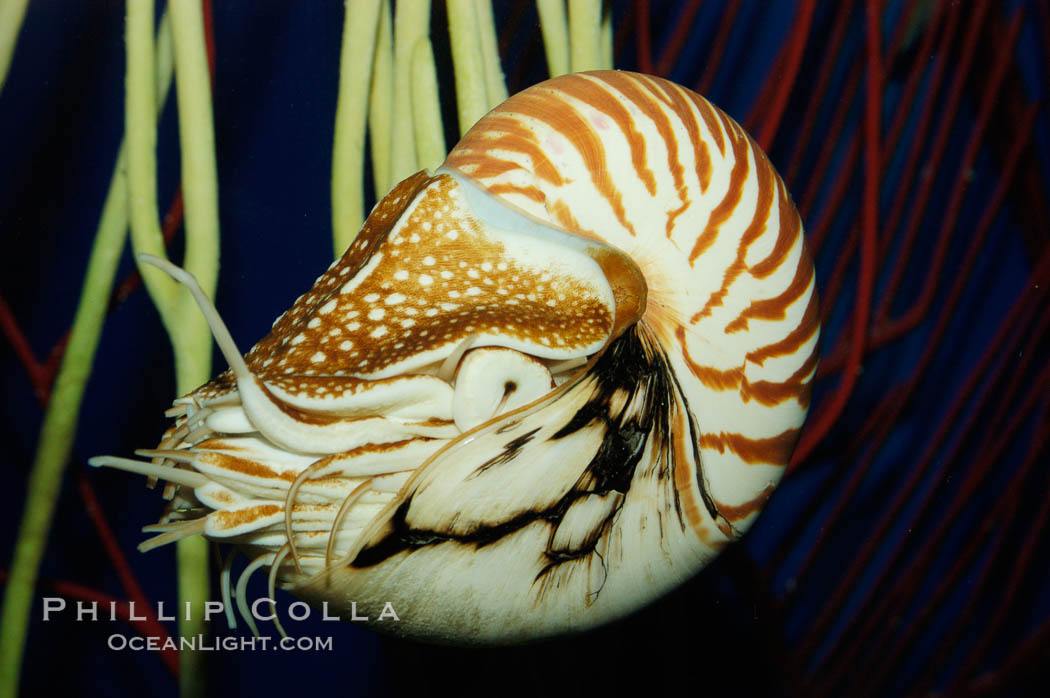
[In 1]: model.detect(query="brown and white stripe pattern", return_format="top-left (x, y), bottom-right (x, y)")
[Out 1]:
top-left (444, 70), bottom-right (818, 524)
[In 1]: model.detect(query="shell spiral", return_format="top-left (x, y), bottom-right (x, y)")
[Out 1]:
top-left (94, 71), bottom-right (818, 644)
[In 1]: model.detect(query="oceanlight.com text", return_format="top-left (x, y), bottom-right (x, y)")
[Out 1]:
top-left (107, 633), bottom-right (334, 652)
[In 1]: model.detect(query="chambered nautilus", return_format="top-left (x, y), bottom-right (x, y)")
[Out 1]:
top-left (93, 70), bottom-right (818, 643)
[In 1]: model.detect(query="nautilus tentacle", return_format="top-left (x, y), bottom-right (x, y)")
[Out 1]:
top-left (91, 71), bottom-right (817, 643)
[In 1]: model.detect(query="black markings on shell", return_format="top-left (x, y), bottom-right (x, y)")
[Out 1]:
top-left (347, 325), bottom-right (718, 603)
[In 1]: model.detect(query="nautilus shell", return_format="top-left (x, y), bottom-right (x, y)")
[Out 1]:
top-left (94, 71), bottom-right (818, 643)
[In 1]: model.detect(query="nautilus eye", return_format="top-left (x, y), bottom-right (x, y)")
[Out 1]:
top-left (92, 70), bottom-right (818, 643)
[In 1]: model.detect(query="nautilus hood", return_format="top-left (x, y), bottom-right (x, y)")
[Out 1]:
top-left (178, 169), bottom-right (644, 457)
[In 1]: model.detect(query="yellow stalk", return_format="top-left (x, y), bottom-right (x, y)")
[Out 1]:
top-left (447, 0), bottom-right (488, 135)
top-left (601, 1), bottom-right (613, 69)
top-left (568, 0), bottom-right (602, 72)
top-left (368, 0), bottom-right (394, 198)
top-left (331, 0), bottom-right (382, 256)
top-left (391, 0), bottom-right (431, 181)
top-left (411, 37), bottom-right (447, 171)
top-left (473, 0), bottom-right (507, 108)
top-left (537, 0), bottom-right (570, 77)
top-left (170, 0), bottom-right (220, 393)
top-left (127, 0), bottom-right (179, 325)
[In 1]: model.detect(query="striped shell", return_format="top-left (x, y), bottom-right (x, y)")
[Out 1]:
top-left (93, 71), bottom-right (818, 643)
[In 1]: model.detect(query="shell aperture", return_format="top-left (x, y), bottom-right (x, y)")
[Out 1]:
top-left (91, 71), bottom-right (817, 643)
